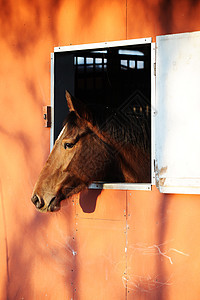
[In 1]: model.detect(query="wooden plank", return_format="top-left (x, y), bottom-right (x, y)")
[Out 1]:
top-left (74, 189), bottom-right (127, 299)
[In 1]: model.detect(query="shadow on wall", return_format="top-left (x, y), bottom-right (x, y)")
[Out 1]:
top-left (2, 197), bottom-right (78, 299)
top-left (0, 0), bottom-right (63, 55)
top-left (1, 0), bottom-right (200, 56)
top-left (1, 0), bottom-right (200, 299)
top-left (155, 193), bottom-right (171, 300)
top-left (79, 189), bottom-right (102, 213)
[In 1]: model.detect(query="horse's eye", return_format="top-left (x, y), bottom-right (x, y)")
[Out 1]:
top-left (64, 142), bottom-right (74, 149)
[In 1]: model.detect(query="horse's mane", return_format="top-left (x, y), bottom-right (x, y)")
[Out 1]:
top-left (65, 103), bottom-right (150, 152)
top-left (91, 105), bottom-right (150, 151)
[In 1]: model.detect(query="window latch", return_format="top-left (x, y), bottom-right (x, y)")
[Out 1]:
top-left (43, 106), bottom-right (51, 128)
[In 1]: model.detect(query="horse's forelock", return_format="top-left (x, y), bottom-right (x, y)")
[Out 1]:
top-left (63, 111), bottom-right (78, 128)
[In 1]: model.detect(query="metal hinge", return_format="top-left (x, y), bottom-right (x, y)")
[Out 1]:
top-left (43, 106), bottom-right (51, 127)
top-left (154, 62), bottom-right (156, 76)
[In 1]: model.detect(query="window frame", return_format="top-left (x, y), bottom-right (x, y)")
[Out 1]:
top-left (50, 37), bottom-right (156, 191)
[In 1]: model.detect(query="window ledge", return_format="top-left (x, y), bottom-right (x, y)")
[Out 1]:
top-left (89, 182), bottom-right (152, 191)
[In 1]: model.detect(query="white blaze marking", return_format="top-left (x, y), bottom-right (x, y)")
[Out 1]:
top-left (57, 125), bottom-right (66, 141)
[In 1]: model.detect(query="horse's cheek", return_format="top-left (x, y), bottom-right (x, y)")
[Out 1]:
top-left (61, 149), bottom-right (77, 172)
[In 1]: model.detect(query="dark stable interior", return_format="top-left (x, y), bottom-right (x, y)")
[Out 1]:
top-left (54, 43), bottom-right (151, 183)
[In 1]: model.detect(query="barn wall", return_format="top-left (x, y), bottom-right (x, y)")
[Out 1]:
top-left (1, 0), bottom-right (200, 299)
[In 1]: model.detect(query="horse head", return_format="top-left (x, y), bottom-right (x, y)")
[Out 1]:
top-left (31, 92), bottom-right (123, 212)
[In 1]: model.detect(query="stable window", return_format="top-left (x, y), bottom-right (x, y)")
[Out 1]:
top-left (50, 32), bottom-right (200, 194)
top-left (50, 38), bottom-right (155, 191)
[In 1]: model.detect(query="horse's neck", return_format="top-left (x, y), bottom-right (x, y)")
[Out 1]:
top-left (118, 145), bottom-right (151, 183)
top-left (94, 127), bottom-right (150, 183)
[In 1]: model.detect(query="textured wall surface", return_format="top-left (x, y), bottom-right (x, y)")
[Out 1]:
top-left (1, 0), bottom-right (200, 299)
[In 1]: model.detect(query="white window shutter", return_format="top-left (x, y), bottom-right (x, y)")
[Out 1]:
top-left (155, 31), bottom-right (200, 194)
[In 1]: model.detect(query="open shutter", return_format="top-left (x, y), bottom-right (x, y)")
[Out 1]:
top-left (155, 31), bottom-right (200, 194)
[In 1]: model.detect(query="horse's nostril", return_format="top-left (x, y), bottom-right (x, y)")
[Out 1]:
top-left (31, 194), bottom-right (45, 209)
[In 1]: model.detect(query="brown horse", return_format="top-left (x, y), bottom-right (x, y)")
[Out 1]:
top-left (31, 91), bottom-right (150, 212)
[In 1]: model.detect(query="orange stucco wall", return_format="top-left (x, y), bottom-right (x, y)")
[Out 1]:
top-left (1, 0), bottom-right (200, 299)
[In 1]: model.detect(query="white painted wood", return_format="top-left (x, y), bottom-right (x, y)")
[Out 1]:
top-left (151, 42), bottom-right (156, 185)
top-left (50, 53), bottom-right (54, 151)
top-left (54, 38), bottom-right (152, 52)
top-left (89, 183), bottom-right (151, 191)
top-left (155, 31), bottom-right (200, 194)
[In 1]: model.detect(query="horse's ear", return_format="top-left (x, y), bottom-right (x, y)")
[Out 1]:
top-left (66, 91), bottom-right (78, 112)
top-left (66, 91), bottom-right (93, 123)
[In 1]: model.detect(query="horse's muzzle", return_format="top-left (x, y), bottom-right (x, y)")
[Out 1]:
top-left (47, 196), bottom-right (60, 212)
top-left (31, 194), bottom-right (60, 212)
top-left (31, 194), bottom-right (45, 209)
